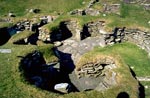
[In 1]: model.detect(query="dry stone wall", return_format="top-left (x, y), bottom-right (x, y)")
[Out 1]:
top-left (85, 21), bottom-right (106, 37)
top-left (69, 57), bottom-right (117, 91)
top-left (124, 29), bottom-right (150, 53)
top-left (76, 57), bottom-right (116, 79)
top-left (64, 20), bottom-right (82, 41)
top-left (103, 4), bottom-right (120, 14)
top-left (70, 0), bottom-right (100, 16)
top-left (38, 27), bottom-right (51, 41)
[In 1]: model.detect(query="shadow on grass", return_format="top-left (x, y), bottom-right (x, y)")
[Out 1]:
top-left (50, 21), bottom-right (73, 42)
top-left (0, 27), bottom-right (11, 45)
top-left (117, 92), bottom-right (129, 98)
top-left (130, 68), bottom-right (145, 98)
top-left (18, 49), bottom-right (78, 94)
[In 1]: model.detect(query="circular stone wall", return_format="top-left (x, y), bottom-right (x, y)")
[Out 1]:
top-left (69, 56), bottom-right (117, 91)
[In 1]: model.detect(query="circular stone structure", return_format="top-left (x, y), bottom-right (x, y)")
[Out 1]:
top-left (69, 56), bottom-right (117, 91)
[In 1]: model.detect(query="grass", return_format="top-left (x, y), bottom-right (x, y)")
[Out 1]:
top-left (109, 3), bottom-right (150, 29)
top-left (37, 44), bottom-right (58, 63)
top-left (1, 0), bottom-right (150, 32)
top-left (0, 0), bottom-right (90, 17)
top-left (91, 2), bottom-right (150, 31)
top-left (0, 22), bottom-right (13, 28)
top-left (8, 30), bottom-right (35, 43)
top-left (93, 42), bottom-right (150, 77)
top-left (140, 81), bottom-right (150, 98)
top-left (0, 43), bottom-right (58, 98)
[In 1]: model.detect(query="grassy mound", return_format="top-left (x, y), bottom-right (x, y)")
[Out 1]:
top-left (9, 30), bottom-right (35, 43)
top-left (75, 45), bottom-right (140, 98)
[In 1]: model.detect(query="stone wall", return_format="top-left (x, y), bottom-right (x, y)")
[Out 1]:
top-left (124, 29), bottom-right (150, 53)
top-left (64, 20), bottom-right (82, 41)
top-left (15, 15), bottom-right (53, 32)
top-left (142, 4), bottom-right (150, 10)
top-left (105, 27), bottom-right (126, 45)
top-left (70, 57), bottom-right (117, 91)
top-left (70, 0), bottom-right (100, 16)
top-left (70, 8), bottom-right (100, 16)
top-left (38, 27), bottom-right (51, 42)
top-left (87, 0), bottom-right (99, 8)
top-left (123, 0), bottom-right (150, 4)
top-left (103, 4), bottom-right (120, 14)
top-left (84, 21), bottom-right (106, 37)
top-left (64, 20), bottom-right (106, 41)
top-left (76, 57), bottom-right (116, 79)
top-left (38, 19), bottom-right (150, 54)
top-left (14, 18), bottom-right (150, 54)
top-left (103, 27), bottom-right (150, 53)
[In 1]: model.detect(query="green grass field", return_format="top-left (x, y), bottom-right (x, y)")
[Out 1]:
top-left (0, 0), bottom-right (90, 16)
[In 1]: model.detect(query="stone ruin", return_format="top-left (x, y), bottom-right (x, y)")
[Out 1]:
top-left (123, 0), bottom-right (150, 4)
top-left (38, 27), bottom-right (51, 42)
top-left (48, 20), bottom-right (105, 42)
top-left (38, 20), bottom-right (81, 42)
top-left (124, 29), bottom-right (150, 53)
top-left (76, 58), bottom-right (116, 79)
top-left (19, 49), bottom-right (119, 93)
top-left (87, 0), bottom-right (99, 8)
top-left (70, 0), bottom-right (150, 16)
top-left (105, 27), bottom-right (126, 45)
top-left (2, 16), bottom-right (150, 54)
top-left (19, 50), bottom-right (78, 93)
top-left (0, 15), bottom-right (55, 45)
top-left (14, 15), bottom-right (53, 33)
top-left (83, 21), bottom-right (106, 37)
top-left (142, 4), bottom-right (150, 10)
top-left (103, 4), bottom-right (120, 14)
top-left (15, 18), bottom-right (150, 96)
top-left (70, 0), bottom-right (100, 16)
top-left (69, 56), bottom-right (117, 91)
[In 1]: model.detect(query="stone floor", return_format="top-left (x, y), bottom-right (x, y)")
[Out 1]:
top-left (57, 36), bottom-right (106, 64)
